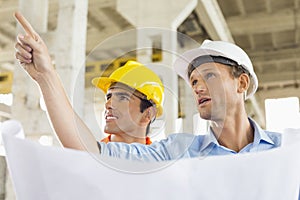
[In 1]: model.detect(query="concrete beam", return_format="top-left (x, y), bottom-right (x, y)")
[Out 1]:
top-left (227, 9), bottom-right (300, 35)
top-left (236, 0), bottom-right (246, 16)
top-left (86, 29), bottom-right (137, 58)
top-left (258, 71), bottom-right (300, 85)
top-left (88, 0), bottom-right (116, 9)
top-left (249, 46), bottom-right (300, 64)
top-left (257, 87), bottom-right (300, 100)
top-left (101, 7), bottom-right (131, 30)
top-left (117, 0), bottom-right (197, 29)
top-left (0, 0), bottom-right (18, 22)
top-left (195, 0), bottom-right (234, 42)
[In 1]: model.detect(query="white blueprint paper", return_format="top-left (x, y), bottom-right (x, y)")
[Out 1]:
top-left (1, 120), bottom-right (300, 200)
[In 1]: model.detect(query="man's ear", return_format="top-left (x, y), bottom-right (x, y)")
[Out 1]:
top-left (237, 73), bottom-right (250, 94)
top-left (142, 106), bottom-right (157, 124)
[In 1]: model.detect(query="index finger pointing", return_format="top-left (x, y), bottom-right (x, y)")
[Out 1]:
top-left (14, 11), bottom-right (37, 40)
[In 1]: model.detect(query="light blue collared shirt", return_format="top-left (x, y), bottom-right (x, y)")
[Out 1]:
top-left (98, 118), bottom-right (282, 162)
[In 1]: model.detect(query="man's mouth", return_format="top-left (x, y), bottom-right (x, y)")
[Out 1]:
top-left (198, 97), bottom-right (211, 105)
top-left (105, 113), bottom-right (118, 120)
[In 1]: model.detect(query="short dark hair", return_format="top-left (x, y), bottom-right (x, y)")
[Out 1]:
top-left (231, 65), bottom-right (251, 78)
top-left (139, 98), bottom-right (154, 136)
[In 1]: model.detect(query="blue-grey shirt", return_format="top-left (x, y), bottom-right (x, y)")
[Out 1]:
top-left (98, 118), bottom-right (282, 162)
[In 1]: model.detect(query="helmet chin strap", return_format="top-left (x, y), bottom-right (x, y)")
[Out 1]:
top-left (150, 107), bottom-right (157, 124)
top-left (147, 107), bottom-right (157, 124)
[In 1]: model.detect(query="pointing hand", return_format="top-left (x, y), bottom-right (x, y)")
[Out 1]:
top-left (14, 11), bottom-right (53, 81)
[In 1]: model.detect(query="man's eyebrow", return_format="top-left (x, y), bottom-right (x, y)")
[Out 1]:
top-left (195, 67), bottom-right (219, 73)
top-left (189, 68), bottom-right (220, 81)
top-left (114, 92), bottom-right (131, 97)
top-left (106, 92), bottom-right (132, 99)
top-left (192, 68), bottom-right (221, 77)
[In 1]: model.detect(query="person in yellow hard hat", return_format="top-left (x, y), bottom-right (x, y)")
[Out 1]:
top-left (92, 61), bottom-right (164, 144)
top-left (13, 12), bottom-right (164, 149)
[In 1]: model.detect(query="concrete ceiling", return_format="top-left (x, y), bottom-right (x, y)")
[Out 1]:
top-left (0, 0), bottom-right (299, 126)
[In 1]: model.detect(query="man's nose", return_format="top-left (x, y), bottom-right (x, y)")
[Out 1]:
top-left (105, 98), bottom-right (113, 109)
top-left (194, 80), bottom-right (207, 95)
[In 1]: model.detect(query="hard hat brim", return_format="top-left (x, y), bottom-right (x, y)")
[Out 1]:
top-left (92, 77), bottom-right (115, 94)
top-left (174, 48), bottom-right (227, 84)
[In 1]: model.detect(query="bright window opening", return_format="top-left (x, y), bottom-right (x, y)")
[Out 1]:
top-left (265, 97), bottom-right (300, 133)
top-left (39, 135), bottom-right (53, 146)
top-left (193, 114), bottom-right (209, 135)
top-left (0, 93), bottom-right (13, 106)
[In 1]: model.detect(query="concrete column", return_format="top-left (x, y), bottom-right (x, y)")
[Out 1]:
top-left (12, 0), bottom-right (52, 136)
top-left (0, 157), bottom-right (6, 200)
top-left (19, 0), bottom-right (48, 33)
top-left (13, 0), bottom-right (87, 131)
top-left (117, 0), bottom-right (197, 135)
top-left (10, 0), bottom-right (88, 198)
top-left (54, 0), bottom-right (88, 117)
top-left (4, 169), bottom-right (15, 200)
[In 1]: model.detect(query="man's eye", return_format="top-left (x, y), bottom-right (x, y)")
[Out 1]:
top-left (119, 95), bottom-right (130, 101)
top-left (106, 94), bottom-right (111, 101)
top-left (205, 72), bottom-right (215, 80)
top-left (191, 79), bottom-right (197, 86)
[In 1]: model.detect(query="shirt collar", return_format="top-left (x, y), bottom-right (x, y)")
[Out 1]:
top-left (199, 117), bottom-right (275, 152)
top-left (249, 117), bottom-right (274, 146)
top-left (199, 128), bottom-right (218, 152)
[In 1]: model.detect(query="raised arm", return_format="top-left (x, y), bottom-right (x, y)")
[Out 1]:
top-left (14, 12), bottom-right (99, 153)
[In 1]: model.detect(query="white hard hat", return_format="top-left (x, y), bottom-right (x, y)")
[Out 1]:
top-left (174, 40), bottom-right (258, 99)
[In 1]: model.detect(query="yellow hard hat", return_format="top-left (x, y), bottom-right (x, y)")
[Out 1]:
top-left (92, 60), bottom-right (164, 117)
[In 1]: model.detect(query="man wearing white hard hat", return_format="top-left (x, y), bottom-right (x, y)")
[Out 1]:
top-left (173, 39), bottom-right (281, 153)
